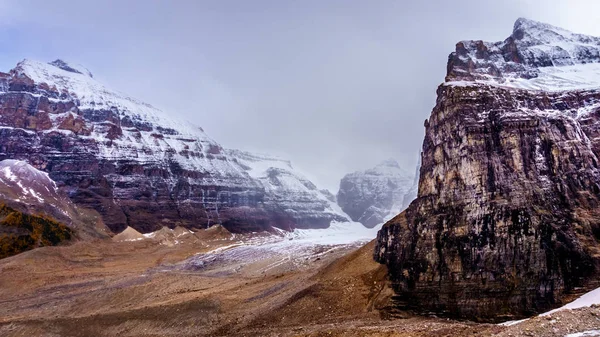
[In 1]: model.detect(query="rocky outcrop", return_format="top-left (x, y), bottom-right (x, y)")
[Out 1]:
top-left (0, 60), bottom-right (347, 234)
top-left (0, 159), bottom-right (112, 258)
top-left (0, 159), bottom-right (109, 240)
top-left (337, 159), bottom-right (414, 228)
top-left (375, 18), bottom-right (600, 321)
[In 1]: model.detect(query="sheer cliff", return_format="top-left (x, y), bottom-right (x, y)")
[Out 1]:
top-left (375, 18), bottom-right (600, 321)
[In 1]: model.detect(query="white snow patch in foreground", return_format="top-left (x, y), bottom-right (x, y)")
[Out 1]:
top-left (499, 318), bottom-right (528, 327)
top-left (565, 330), bottom-right (600, 337)
top-left (542, 287), bottom-right (600, 317)
top-left (500, 286), bottom-right (600, 326)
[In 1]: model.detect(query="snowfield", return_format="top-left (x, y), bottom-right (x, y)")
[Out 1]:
top-left (448, 63), bottom-right (600, 92)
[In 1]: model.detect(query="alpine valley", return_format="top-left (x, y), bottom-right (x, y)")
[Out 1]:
top-left (3, 17), bottom-right (600, 337)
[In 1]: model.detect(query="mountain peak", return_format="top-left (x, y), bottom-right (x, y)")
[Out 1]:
top-left (510, 17), bottom-right (578, 44)
top-left (512, 17), bottom-right (553, 33)
top-left (446, 18), bottom-right (600, 91)
top-left (48, 59), bottom-right (93, 78)
top-left (378, 158), bottom-right (400, 168)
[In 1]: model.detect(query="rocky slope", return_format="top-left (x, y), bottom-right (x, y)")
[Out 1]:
top-left (0, 59), bottom-right (347, 234)
top-left (0, 160), bottom-right (110, 258)
top-left (375, 18), bottom-right (600, 321)
top-left (0, 159), bottom-right (108, 239)
top-left (337, 159), bottom-right (415, 228)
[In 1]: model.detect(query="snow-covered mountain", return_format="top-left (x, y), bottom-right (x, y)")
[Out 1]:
top-left (230, 150), bottom-right (348, 229)
top-left (448, 17), bottom-right (600, 92)
top-left (0, 59), bottom-right (347, 234)
top-left (336, 159), bottom-right (415, 228)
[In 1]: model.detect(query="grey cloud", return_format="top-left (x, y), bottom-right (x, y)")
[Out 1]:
top-left (0, 0), bottom-right (597, 190)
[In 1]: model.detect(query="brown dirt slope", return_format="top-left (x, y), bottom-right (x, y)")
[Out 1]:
top-left (1, 234), bottom-right (598, 337)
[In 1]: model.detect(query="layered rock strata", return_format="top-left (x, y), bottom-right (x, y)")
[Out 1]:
top-left (375, 18), bottom-right (600, 321)
top-left (0, 60), bottom-right (347, 233)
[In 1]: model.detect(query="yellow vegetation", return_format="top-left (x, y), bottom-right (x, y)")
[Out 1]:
top-left (0, 203), bottom-right (73, 259)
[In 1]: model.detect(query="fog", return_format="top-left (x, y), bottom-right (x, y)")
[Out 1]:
top-left (0, 0), bottom-right (599, 190)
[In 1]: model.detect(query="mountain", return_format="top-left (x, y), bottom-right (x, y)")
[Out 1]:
top-left (226, 150), bottom-right (348, 229)
top-left (337, 159), bottom-right (415, 228)
top-left (375, 18), bottom-right (600, 321)
top-left (0, 59), bottom-right (347, 234)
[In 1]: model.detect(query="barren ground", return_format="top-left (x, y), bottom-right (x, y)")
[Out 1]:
top-left (1, 230), bottom-right (599, 337)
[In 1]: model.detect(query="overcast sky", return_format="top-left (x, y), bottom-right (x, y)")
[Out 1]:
top-left (0, 0), bottom-right (599, 191)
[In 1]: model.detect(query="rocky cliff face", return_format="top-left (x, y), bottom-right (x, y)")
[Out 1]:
top-left (337, 159), bottom-right (415, 228)
top-left (375, 18), bottom-right (600, 321)
top-left (0, 60), bottom-right (347, 234)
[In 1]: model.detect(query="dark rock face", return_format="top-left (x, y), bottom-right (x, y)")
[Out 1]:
top-left (337, 159), bottom-right (414, 228)
top-left (0, 60), bottom-right (346, 234)
top-left (375, 19), bottom-right (600, 321)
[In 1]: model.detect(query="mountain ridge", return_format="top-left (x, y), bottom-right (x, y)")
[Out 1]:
top-left (0, 58), bottom-right (350, 234)
top-left (337, 159), bottom-right (415, 228)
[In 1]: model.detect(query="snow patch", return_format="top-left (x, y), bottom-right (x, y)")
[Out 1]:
top-left (500, 286), bottom-right (600, 326)
top-left (566, 331), bottom-right (600, 337)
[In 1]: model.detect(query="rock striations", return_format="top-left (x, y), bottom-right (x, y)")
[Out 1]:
top-left (375, 18), bottom-right (600, 321)
top-left (0, 59), bottom-right (347, 234)
top-left (337, 159), bottom-right (415, 228)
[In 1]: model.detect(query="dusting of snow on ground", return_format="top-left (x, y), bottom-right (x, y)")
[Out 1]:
top-left (281, 221), bottom-right (381, 246)
top-left (181, 221), bottom-right (379, 274)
